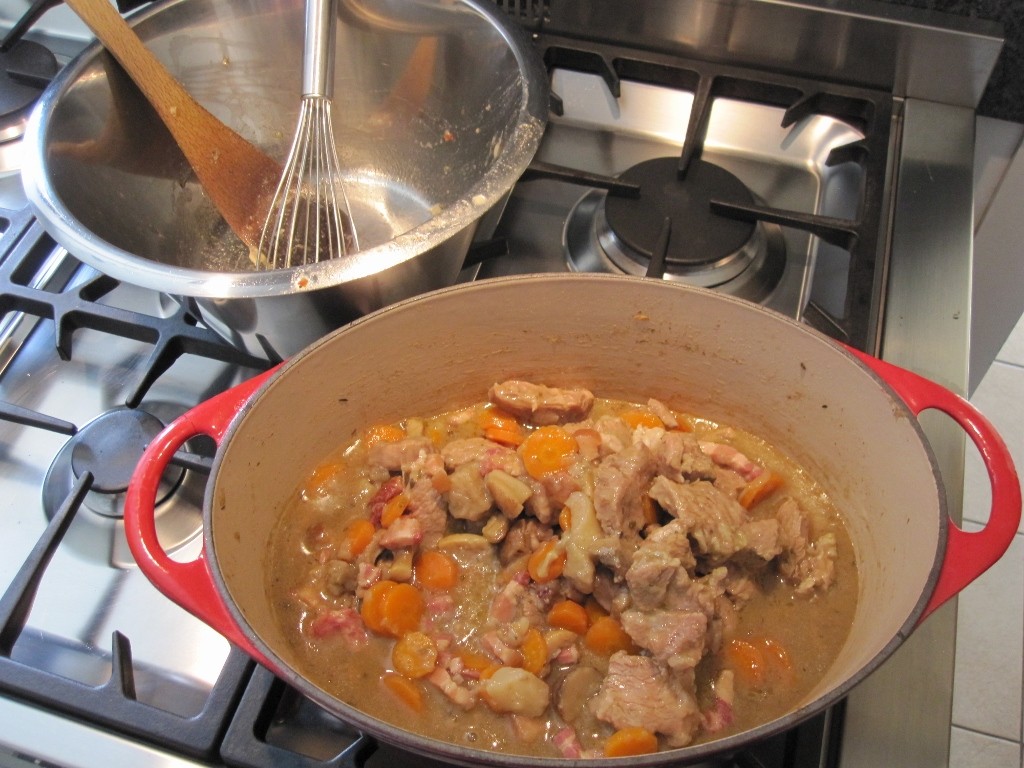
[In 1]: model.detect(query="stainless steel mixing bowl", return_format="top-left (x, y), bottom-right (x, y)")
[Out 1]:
top-left (22, 0), bottom-right (547, 358)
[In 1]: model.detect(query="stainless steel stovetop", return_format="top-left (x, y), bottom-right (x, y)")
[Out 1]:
top-left (0, 1), bottom-right (1003, 767)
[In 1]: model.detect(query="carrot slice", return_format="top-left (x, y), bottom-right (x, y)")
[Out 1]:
top-left (484, 425), bottom-right (526, 446)
top-left (414, 550), bottom-right (460, 590)
top-left (558, 505), bottom-right (572, 532)
top-left (378, 582), bottom-right (425, 638)
top-left (342, 519), bottom-right (375, 558)
top-left (584, 616), bottom-right (636, 656)
top-left (547, 599), bottom-right (590, 635)
top-left (605, 726), bottom-right (659, 757)
top-left (619, 409), bottom-right (663, 430)
top-left (306, 457), bottom-right (346, 493)
top-left (723, 636), bottom-right (794, 689)
top-left (738, 470), bottom-right (784, 509)
top-left (527, 540), bottom-right (566, 583)
top-left (381, 672), bottom-right (424, 711)
top-left (458, 650), bottom-right (501, 680)
top-left (723, 638), bottom-right (766, 687)
top-left (360, 580), bottom-right (397, 635)
top-left (761, 636), bottom-right (793, 665)
top-left (392, 631), bottom-right (439, 678)
top-left (364, 423), bottom-right (405, 448)
top-left (476, 407), bottom-right (523, 433)
top-left (520, 426), bottom-right (578, 479)
top-left (380, 492), bottom-right (410, 528)
top-left (520, 627), bottom-right (548, 675)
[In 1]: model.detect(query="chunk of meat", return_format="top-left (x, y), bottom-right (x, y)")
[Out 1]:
top-left (591, 415), bottom-right (633, 456)
top-left (406, 451), bottom-right (449, 547)
top-left (441, 438), bottom-right (524, 476)
top-left (647, 478), bottom-right (749, 560)
top-left (499, 519), bottom-right (555, 566)
top-left (665, 567), bottom-right (729, 617)
top-left (523, 477), bottom-right (557, 525)
top-left (539, 471), bottom-right (580, 507)
top-left (739, 518), bottom-right (783, 561)
top-left (405, 477), bottom-right (448, 549)
top-left (591, 569), bottom-right (633, 616)
top-left (368, 436), bottom-right (435, 472)
top-left (447, 463), bottom-right (493, 521)
top-left (593, 443), bottom-right (658, 537)
top-left (625, 520), bottom-right (696, 610)
top-left (776, 498), bottom-right (838, 594)
top-left (488, 380), bottom-right (595, 426)
top-left (488, 574), bottom-right (548, 627)
top-left (620, 609), bottom-right (708, 671)
top-left (593, 652), bottom-right (702, 747)
top-left (634, 427), bottom-right (716, 483)
top-left (646, 398), bottom-right (678, 429)
top-left (625, 546), bottom-right (685, 611)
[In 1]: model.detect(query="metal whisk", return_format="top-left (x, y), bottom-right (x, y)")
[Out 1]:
top-left (257, 0), bottom-right (358, 269)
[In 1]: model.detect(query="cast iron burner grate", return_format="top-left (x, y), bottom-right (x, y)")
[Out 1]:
top-left (562, 157), bottom-right (788, 302)
top-left (504, 15), bottom-right (893, 353)
top-left (0, 205), bottom-right (271, 758)
top-left (604, 158), bottom-right (757, 268)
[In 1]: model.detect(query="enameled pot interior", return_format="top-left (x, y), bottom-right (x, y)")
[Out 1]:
top-left (207, 274), bottom-right (944, 762)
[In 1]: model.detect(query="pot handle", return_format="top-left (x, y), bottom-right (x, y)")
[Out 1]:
top-left (845, 347), bottom-right (1021, 622)
top-left (124, 366), bottom-right (282, 669)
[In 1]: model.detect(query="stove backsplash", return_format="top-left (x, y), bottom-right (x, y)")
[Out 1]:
top-left (504, 0), bottom-right (1002, 111)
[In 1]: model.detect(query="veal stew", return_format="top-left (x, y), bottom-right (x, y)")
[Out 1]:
top-left (267, 380), bottom-right (857, 758)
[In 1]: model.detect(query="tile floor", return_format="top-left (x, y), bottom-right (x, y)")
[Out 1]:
top-left (949, 316), bottom-right (1024, 767)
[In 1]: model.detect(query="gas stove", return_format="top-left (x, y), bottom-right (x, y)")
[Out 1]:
top-left (0, 1), bottom-right (1003, 767)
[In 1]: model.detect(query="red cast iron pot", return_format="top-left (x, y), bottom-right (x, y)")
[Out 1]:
top-left (124, 274), bottom-right (1020, 766)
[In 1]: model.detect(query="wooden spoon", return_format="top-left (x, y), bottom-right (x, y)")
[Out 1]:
top-left (64, 0), bottom-right (282, 249)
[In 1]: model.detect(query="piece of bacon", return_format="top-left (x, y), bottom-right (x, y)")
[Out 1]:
top-left (552, 726), bottom-right (584, 758)
top-left (698, 441), bottom-right (763, 482)
top-left (307, 608), bottom-right (368, 647)
top-left (701, 696), bottom-right (735, 733)
top-left (378, 516), bottom-right (423, 550)
top-left (368, 476), bottom-right (405, 525)
top-left (427, 667), bottom-right (477, 710)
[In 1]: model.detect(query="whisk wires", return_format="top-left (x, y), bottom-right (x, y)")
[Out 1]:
top-left (256, 0), bottom-right (356, 270)
top-left (257, 96), bottom-right (358, 270)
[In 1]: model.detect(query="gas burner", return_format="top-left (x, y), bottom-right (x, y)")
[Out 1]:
top-left (565, 157), bottom-right (786, 301)
top-left (42, 403), bottom-right (211, 568)
top-left (0, 39), bottom-right (58, 174)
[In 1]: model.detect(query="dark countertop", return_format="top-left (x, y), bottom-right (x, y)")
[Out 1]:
top-left (875, 0), bottom-right (1023, 122)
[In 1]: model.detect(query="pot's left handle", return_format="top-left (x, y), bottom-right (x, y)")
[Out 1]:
top-left (846, 347), bottom-right (1021, 623)
top-left (124, 366), bottom-right (282, 668)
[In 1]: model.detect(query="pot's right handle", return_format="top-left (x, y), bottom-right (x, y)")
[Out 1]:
top-left (846, 347), bottom-right (1021, 623)
top-left (124, 366), bottom-right (281, 669)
